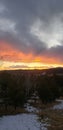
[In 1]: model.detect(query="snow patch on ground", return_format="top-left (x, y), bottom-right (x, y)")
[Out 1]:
top-left (24, 103), bottom-right (39, 113)
top-left (0, 94), bottom-right (48, 130)
top-left (53, 99), bottom-right (63, 110)
top-left (0, 114), bottom-right (47, 130)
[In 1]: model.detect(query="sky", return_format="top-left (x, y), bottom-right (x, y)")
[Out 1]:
top-left (0, 0), bottom-right (63, 70)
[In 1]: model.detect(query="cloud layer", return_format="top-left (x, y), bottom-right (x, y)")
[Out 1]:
top-left (0, 0), bottom-right (63, 69)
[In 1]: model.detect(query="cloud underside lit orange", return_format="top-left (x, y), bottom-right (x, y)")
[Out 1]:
top-left (0, 40), bottom-right (63, 70)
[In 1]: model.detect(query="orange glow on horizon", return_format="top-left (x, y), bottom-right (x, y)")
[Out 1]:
top-left (0, 40), bottom-right (63, 70)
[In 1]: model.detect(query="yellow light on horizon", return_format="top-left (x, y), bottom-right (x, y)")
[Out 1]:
top-left (0, 60), bottom-right (63, 70)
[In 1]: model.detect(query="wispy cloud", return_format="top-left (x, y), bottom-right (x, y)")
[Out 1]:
top-left (0, 3), bottom-right (7, 13)
top-left (0, 18), bottom-right (17, 34)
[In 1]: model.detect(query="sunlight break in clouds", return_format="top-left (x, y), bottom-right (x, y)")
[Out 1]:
top-left (1, 61), bottom-right (63, 70)
top-left (30, 14), bottom-right (63, 48)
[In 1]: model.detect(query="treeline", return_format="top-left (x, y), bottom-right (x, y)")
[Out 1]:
top-left (36, 75), bottom-right (63, 104)
top-left (0, 71), bottom-right (63, 109)
top-left (0, 71), bottom-right (34, 109)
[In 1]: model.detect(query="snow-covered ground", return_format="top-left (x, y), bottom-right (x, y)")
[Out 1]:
top-left (53, 99), bottom-right (63, 110)
top-left (0, 93), bottom-right (48, 130)
top-left (0, 96), bottom-right (63, 130)
top-left (0, 113), bottom-right (47, 130)
top-left (1, 99), bottom-right (63, 130)
top-left (0, 102), bottom-right (48, 130)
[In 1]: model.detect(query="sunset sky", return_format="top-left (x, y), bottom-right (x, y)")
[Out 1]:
top-left (0, 0), bottom-right (63, 70)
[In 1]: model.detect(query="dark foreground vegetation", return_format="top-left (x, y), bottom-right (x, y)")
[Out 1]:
top-left (0, 68), bottom-right (63, 112)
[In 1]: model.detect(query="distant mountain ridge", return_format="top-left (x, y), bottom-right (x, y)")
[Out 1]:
top-left (45, 67), bottom-right (63, 74)
top-left (0, 67), bottom-right (63, 75)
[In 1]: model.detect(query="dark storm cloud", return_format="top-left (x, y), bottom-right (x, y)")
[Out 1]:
top-left (46, 45), bottom-right (63, 61)
top-left (0, 0), bottom-right (63, 59)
